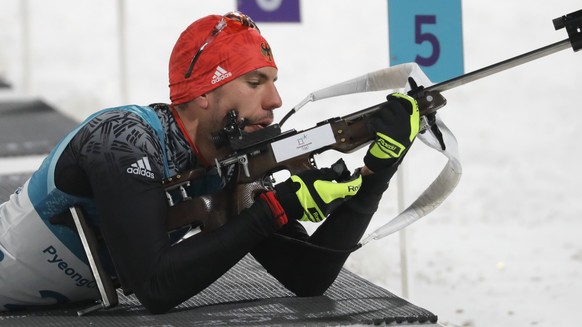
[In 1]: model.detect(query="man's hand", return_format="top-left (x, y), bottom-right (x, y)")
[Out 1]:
top-left (274, 159), bottom-right (362, 222)
top-left (364, 93), bottom-right (420, 173)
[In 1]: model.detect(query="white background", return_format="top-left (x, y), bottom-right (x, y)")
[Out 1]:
top-left (1, 1), bottom-right (581, 326)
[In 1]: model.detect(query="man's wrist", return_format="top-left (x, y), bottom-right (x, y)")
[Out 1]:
top-left (360, 166), bottom-right (374, 176)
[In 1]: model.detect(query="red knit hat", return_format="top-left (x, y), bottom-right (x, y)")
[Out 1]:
top-left (169, 12), bottom-right (277, 105)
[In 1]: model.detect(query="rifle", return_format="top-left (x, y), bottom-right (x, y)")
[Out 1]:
top-left (163, 9), bottom-right (582, 235)
top-left (162, 90), bottom-right (446, 232)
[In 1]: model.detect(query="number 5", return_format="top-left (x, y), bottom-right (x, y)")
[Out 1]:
top-left (415, 15), bottom-right (440, 66)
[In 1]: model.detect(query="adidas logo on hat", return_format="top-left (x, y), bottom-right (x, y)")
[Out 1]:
top-left (127, 156), bottom-right (155, 179)
top-left (211, 66), bottom-right (233, 84)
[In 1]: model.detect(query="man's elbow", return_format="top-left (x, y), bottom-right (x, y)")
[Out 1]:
top-left (133, 286), bottom-right (181, 314)
top-left (288, 282), bottom-right (330, 298)
top-left (137, 295), bottom-right (175, 314)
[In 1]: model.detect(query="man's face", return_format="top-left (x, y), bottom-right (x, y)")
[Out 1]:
top-left (206, 66), bottom-right (282, 135)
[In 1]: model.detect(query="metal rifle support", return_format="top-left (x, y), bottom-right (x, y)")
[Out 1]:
top-left (70, 206), bottom-right (119, 315)
top-left (423, 9), bottom-right (582, 95)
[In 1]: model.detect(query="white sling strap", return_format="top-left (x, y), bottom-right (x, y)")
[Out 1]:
top-left (360, 115), bottom-right (462, 244)
top-left (283, 63), bottom-right (462, 244)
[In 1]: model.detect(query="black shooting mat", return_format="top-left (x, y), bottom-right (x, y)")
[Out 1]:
top-left (0, 99), bottom-right (78, 156)
top-left (0, 253), bottom-right (438, 326)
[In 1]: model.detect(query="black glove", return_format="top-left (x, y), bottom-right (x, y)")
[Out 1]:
top-left (364, 93), bottom-right (420, 173)
top-left (274, 159), bottom-right (362, 222)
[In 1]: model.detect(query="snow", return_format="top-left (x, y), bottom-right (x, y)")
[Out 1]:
top-left (1, 1), bottom-right (581, 326)
top-left (0, 155), bottom-right (46, 174)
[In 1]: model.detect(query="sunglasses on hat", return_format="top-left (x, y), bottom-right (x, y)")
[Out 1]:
top-left (184, 11), bottom-right (260, 79)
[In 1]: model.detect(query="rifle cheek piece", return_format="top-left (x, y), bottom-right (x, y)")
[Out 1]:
top-left (212, 110), bottom-right (247, 149)
top-left (212, 109), bottom-right (283, 152)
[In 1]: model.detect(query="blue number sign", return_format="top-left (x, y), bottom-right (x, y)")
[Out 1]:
top-left (388, 0), bottom-right (464, 82)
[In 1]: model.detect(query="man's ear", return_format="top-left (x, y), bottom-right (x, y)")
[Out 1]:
top-left (193, 94), bottom-right (209, 109)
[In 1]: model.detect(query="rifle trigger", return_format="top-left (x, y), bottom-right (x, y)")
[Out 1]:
top-left (238, 155), bottom-right (250, 178)
top-left (165, 191), bottom-right (175, 207)
top-left (179, 182), bottom-right (192, 201)
top-left (214, 158), bottom-right (223, 178)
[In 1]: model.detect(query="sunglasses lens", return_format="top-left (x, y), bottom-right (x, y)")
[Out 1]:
top-left (185, 12), bottom-right (260, 79)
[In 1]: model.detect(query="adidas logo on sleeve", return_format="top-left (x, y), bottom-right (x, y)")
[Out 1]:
top-left (126, 156), bottom-right (155, 179)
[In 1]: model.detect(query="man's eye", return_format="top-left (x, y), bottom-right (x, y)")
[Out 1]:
top-left (248, 81), bottom-right (260, 87)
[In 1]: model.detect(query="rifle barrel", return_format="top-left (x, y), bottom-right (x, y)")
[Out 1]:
top-left (426, 38), bottom-right (571, 93)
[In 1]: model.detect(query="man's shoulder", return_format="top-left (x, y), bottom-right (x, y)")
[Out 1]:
top-left (91, 104), bottom-right (158, 120)
top-left (82, 105), bottom-right (166, 132)
top-left (76, 105), bottom-right (163, 146)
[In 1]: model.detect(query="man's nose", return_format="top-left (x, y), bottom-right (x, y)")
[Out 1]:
top-left (263, 83), bottom-right (282, 111)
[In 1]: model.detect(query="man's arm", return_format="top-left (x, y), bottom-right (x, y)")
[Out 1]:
top-left (74, 112), bottom-right (282, 313)
top-left (250, 166), bottom-right (396, 296)
top-left (251, 94), bottom-right (419, 296)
